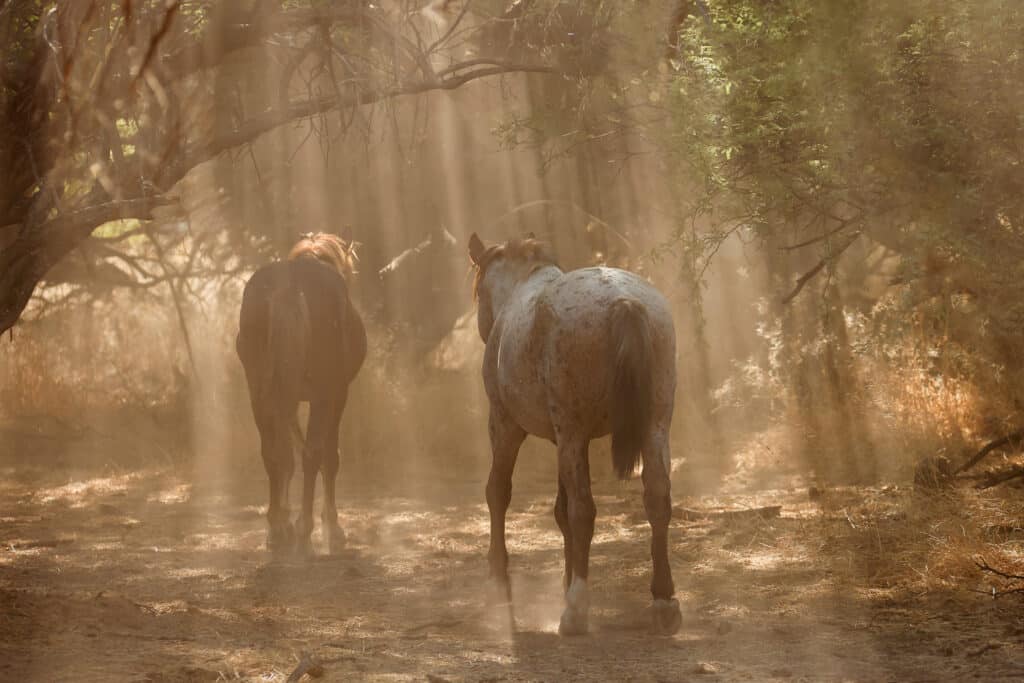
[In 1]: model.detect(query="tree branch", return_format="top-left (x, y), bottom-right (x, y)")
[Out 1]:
top-left (781, 233), bottom-right (860, 304)
top-left (157, 61), bottom-right (556, 191)
top-left (955, 428), bottom-right (1024, 475)
top-left (976, 558), bottom-right (1024, 581)
top-left (157, 6), bottom-right (368, 83)
top-left (0, 196), bottom-right (176, 333)
top-left (780, 217), bottom-right (858, 251)
top-left (0, 56), bottom-right (556, 335)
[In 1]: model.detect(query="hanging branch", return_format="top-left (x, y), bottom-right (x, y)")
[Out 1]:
top-left (781, 233), bottom-right (860, 304)
top-left (0, 0), bottom-right (591, 336)
top-left (780, 218), bottom-right (858, 251)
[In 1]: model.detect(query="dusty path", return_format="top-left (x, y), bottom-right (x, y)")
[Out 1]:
top-left (1, 440), bottom-right (1023, 682)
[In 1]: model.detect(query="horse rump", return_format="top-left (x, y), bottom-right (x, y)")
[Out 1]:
top-left (264, 284), bottom-right (311, 399)
top-left (609, 299), bottom-right (654, 479)
top-left (237, 265), bottom-right (312, 405)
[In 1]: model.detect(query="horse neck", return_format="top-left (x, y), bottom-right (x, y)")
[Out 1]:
top-left (488, 261), bottom-right (561, 315)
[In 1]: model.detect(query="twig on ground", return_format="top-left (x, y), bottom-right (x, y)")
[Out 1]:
top-left (404, 618), bottom-right (463, 634)
top-left (967, 643), bottom-right (1002, 658)
top-left (677, 506), bottom-right (782, 522)
top-left (843, 508), bottom-right (858, 530)
top-left (6, 538), bottom-right (75, 551)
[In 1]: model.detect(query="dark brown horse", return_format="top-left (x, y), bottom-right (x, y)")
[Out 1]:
top-left (236, 233), bottom-right (366, 557)
top-left (468, 233), bottom-right (682, 636)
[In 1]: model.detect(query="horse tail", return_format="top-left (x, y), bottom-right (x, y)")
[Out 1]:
top-left (609, 299), bottom-right (655, 480)
top-left (335, 282), bottom-right (367, 384)
top-left (263, 281), bottom-right (311, 402)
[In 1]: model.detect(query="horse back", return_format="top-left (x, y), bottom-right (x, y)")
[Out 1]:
top-left (490, 266), bottom-right (675, 440)
top-left (237, 258), bottom-right (365, 403)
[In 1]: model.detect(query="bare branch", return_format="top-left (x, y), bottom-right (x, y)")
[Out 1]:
top-left (427, 0), bottom-right (474, 55)
top-left (131, 0), bottom-right (180, 86)
top-left (781, 233), bottom-right (860, 305)
top-left (158, 61), bottom-right (556, 191)
top-left (780, 217), bottom-right (858, 251)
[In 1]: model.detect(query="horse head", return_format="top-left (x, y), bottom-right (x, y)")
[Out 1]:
top-left (375, 226), bottom-right (468, 357)
top-left (468, 232), bottom-right (559, 341)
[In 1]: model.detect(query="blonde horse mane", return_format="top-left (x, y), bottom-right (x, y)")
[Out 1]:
top-left (289, 232), bottom-right (359, 280)
top-left (471, 237), bottom-right (558, 301)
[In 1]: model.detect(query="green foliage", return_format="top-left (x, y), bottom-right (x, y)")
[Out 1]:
top-left (668, 0), bottom-right (1024, 257)
top-left (660, 0), bottom-right (1024, 454)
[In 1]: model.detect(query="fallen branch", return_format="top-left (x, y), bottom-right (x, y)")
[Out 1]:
top-left (677, 506), bottom-right (781, 522)
top-left (404, 618), bottom-right (463, 634)
top-left (966, 643), bottom-right (1002, 658)
top-left (974, 557), bottom-right (1024, 598)
top-left (976, 465), bottom-right (1024, 490)
top-left (955, 428), bottom-right (1024, 474)
top-left (286, 651), bottom-right (324, 682)
top-left (975, 558), bottom-right (1024, 582)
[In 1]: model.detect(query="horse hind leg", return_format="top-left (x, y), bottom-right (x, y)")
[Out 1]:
top-left (295, 398), bottom-right (341, 558)
top-left (554, 476), bottom-right (572, 592)
top-left (558, 437), bottom-right (595, 636)
top-left (642, 426), bottom-right (681, 635)
top-left (320, 389), bottom-right (348, 555)
top-left (256, 412), bottom-right (296, 558)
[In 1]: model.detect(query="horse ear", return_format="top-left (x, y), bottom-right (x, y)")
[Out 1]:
top-left (468, 232), bottom-right (486, 264)
top-left (340, 225), bottom-right (355, 243)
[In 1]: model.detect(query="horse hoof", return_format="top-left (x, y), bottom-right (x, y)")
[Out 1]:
top-left (295, 538), bottom-right (315, 560)
top-left (268, 541), bottom-right (291, 559)
top-left (651, 598), bottom-right (681, 636)
top-left (486, 577), bottom-right (512, 606)
top-left (267, 524), bottom-right (295, 557)
top-left (558, 606), bottom-right (589, 636)
top-left (328, 534), bottom-right (346, 555)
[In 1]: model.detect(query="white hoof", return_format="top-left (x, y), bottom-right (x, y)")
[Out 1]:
top-left (558, 604), bottom-right (589, 636)
top-left (559, 577), bottom-right (590, 636)
top-left (486, 577), bottom-right (512, 606)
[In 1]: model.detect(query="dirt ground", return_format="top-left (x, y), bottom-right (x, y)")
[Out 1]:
top-left (1, 425), bottom-right (1023, 682)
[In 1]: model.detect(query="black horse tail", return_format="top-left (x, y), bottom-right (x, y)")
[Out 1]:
top-left (609, 299), bottom-right (655, 480)
top-left (263, 282), bottom-right (311, 402)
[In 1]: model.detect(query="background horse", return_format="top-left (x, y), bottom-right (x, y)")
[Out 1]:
top-left (236, 233), bottom-right (366, 557)
top-left (468, 233), bottom-right (682, 636)
top-left (376, 226), bottom-right (468, 360)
